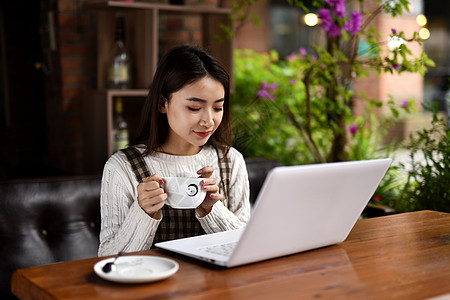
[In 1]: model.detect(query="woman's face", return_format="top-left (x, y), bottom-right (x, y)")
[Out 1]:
top-left (160, 76), bottom-right (225, 155)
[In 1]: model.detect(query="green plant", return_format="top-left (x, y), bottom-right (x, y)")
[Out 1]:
top-left (400, 106), bottom-right (449, 212)
top-left (370, 104), bottom-right (450, 213)
top-left (232, 49), bottom-right (416, 165)
top-left (230, 0), bottom-right (434, 165)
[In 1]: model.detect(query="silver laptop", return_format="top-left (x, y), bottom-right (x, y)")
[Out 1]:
top-left (155, 158), bottom-right (392, 267)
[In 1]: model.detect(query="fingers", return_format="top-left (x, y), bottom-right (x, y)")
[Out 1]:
top-left (197, 166), bottom-right (224, 200)
top-left (142, 174), bottom-right (165, 186)
top-left (200, 177), bottom-right (223, 201)
top-left (198, 175), bottom-right (224, 215)
top-left (200, 177), bottom-right (218, 194)
top-left (197, 166), bottom-right (214, 178)
top-left (137, 174), bottom-right (166, 217)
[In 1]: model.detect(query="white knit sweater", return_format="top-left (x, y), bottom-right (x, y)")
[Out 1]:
top-left (98, 145), bottom-right (251, 257)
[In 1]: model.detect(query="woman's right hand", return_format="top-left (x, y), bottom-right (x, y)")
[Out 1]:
top-left (137, 174), bottom-right (166, 219)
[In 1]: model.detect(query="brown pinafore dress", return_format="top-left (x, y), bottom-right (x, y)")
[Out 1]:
top-left (121, 146), bottom-right (230, 246)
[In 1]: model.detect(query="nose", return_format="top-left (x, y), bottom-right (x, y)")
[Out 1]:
top-left (200, 109), bottom-right (214, 127)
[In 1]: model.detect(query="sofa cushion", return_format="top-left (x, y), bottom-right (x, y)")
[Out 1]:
top-left (0, 175), bottom-right (101, 299)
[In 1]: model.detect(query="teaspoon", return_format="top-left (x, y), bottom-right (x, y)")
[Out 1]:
top-left (102, 251), bottom-right (124, 273)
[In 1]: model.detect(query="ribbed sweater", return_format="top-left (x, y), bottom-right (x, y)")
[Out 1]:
top-left (98, 145), bottom-right (251, 257)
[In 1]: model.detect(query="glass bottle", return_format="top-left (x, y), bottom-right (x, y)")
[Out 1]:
top-left (114, 97), bottom-right (129, 151)
top-left (108, 15), bottom-right (131, 89)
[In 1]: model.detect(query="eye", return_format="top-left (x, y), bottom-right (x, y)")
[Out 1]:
top-left (214, 107), bottom-right (223, 112)
top-left (187, 107), bottom-right (201, 111)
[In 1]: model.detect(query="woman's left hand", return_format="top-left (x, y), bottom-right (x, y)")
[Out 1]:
top-left (197, 166), bottom-right (223, 215)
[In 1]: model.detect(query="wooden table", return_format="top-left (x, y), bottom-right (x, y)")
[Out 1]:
top-left (11, 210), bottom-right (450, 299)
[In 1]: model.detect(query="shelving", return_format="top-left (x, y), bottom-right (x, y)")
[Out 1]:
top-left (84, 0), bottom-right (233, 90)
top-left (83, 89), bottom-right (148, 173)
top-left (82, 1), bottom-right (233, 173)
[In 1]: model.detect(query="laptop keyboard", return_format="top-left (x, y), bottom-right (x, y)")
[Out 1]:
top-left (198, 241), bottom-right (238, 257)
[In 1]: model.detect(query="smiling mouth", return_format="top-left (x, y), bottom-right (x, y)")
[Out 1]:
top-left (194, 131), bottom-right (211, 138)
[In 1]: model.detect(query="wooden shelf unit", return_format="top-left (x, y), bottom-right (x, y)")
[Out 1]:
top-left (83, 89), bottom-right (148, 173)
top-left (82, 1), bottom-right (234, 173)
top-left (84, 0), bottom-right (233, 90)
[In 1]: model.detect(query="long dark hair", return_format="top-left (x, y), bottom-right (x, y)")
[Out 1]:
top-left (131, 45), bottom-right (232, 156)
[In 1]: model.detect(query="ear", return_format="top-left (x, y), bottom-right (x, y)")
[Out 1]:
top-left (158, 96), bottom-right (167, 114)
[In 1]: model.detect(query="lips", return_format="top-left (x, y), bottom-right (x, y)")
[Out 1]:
top-left (194, 131), bottom-right (211, 138)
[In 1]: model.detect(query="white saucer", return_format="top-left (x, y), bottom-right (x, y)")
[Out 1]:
top-left (94, 255), bottom-right (179, 283)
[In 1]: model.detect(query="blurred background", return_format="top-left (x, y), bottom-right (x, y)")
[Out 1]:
top-left (0, 0), bottom-right (448, 180)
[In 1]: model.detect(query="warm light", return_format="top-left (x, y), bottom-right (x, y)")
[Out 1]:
top-left (387, 36), bottom-right (405, 51)
top-left (304, 13), bottom-right (319, 27)
top-left (419, 28), bottom-right (430, 40)
top-left (416, 14), bottom-right (427, 26)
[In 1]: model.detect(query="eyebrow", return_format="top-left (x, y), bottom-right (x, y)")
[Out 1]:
top-left (186, 97), bottom-right (224, 103)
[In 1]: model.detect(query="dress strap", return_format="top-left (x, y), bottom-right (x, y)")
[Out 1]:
top-left (215, 146), bottom-right (231, 208)
top-left (121, 147), bottom-right (151, 182)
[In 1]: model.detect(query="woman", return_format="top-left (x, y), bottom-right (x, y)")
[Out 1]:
top-left (98, 45), bottom-right (250, 256)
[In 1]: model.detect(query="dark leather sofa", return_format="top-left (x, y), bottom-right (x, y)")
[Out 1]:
top-left (0, 175), bottom-right (102, 299)
top-left (0, 159), bottom-right (282, 299)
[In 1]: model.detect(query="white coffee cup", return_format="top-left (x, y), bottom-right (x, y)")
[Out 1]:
top-left (162, 177), bottom-right (206, 209)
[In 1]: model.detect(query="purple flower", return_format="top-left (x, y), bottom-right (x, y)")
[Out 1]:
top-left (312, 55), bottom-right (317, 62)
top-left (348, 11), bottom-right (362, 35)
top-left (401, 100), bottom-right (409, 108)
top-left (257, 89), bottom-right (268, 98)
top-left (343, 21), bottom-right (350, 31)
top-left (334, 1), bottom-right (346, 18)
top-left (319, 8), bottom-right (333, 32)
top-left (257, 82), bottom-right (268, 98)
top-left (290, 79), bottom-right (297, 85)
top-left (392, 63), bottom-right (401, 70)
top-left (257, 89), bottom-right (275, 100)
top-left (391, 28), bottom-right (397, 35)
top-left (299, 47), bottom-right (307, 56)
top-left (325, 0), bottom-right (347, 8)
top-left (349, 124), bottom-right (358, 135)
top-left (287, 53), bottom-right (297, 61)
top-left (328, 23), bottom-right (342, 37)
top-left (257, 82), bottom-right (276, 101)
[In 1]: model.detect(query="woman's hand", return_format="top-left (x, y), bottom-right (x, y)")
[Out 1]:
top-left (137, 174), bottom-right (166, 219)
top-left (197, 166), bottom-right (223, 215)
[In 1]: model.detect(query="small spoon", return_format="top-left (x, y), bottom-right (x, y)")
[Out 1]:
top-left (102, 251), bottom-right (124, 273)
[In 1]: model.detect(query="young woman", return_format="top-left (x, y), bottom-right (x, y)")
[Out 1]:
top-left (98, 45), bottom-right (250, 256)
